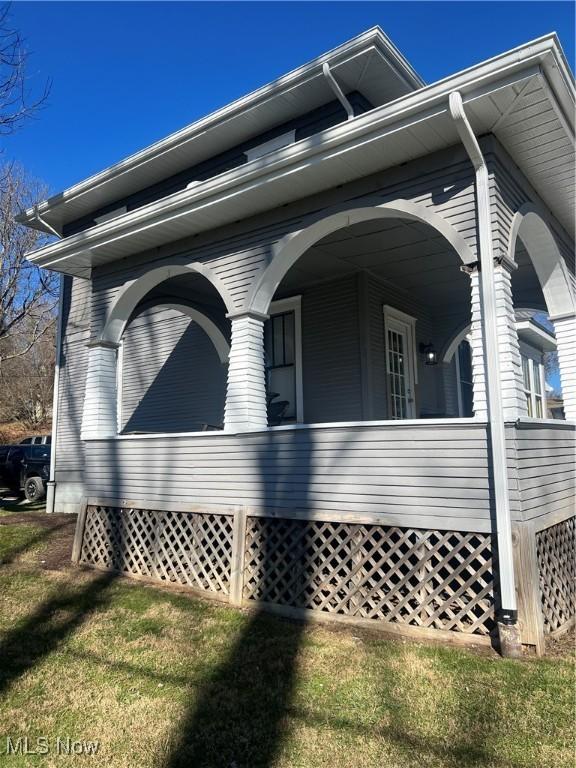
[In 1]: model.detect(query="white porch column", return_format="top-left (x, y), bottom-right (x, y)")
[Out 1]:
top-left (467, 265), bottom-right (487, 420)
top-left (80, 341), bottom-right (119, 440)
top-left (224, 312), bottom-right (268, 432)
top-left (494, 257), bottom-right (527, 420)
top-left (552, 313), bottom-right (576, 421)
top-left (466, 260), bottom-right (527, 421)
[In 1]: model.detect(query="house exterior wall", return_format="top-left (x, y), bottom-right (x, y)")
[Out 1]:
top-left (83, 422), bottom-right (499, 532)
top-left (51, 139), bottom-right (574, 519)
top-left (53, 275), bottom-right (90, 513)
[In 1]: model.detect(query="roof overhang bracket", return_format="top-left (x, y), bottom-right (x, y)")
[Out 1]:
top-left (322, 62), bottom-right (354, 120)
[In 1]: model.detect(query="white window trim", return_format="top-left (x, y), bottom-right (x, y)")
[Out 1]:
top-left (269, 295), bottom-right (303, 423)
top-left (520, 341), bottom-right (547, 419)
top-left (383, 305), bottom-right (418, 419)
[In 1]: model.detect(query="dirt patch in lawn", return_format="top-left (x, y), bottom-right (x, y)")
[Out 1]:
top-left (0, 511), bottom-right (77, 570)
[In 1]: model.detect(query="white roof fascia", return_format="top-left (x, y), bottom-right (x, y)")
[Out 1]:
top-left (25, 36), bottom-right (573, 272)
top-left (18, 27), bottom-right (423, 229)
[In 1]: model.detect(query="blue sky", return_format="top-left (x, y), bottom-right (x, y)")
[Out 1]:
top-left (5, 1), bottom-right (575, 195)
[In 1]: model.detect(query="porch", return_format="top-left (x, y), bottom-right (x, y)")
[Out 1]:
top-left (73, 204), bottom-right (575, 653)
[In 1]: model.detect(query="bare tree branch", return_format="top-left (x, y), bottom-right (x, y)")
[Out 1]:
top-left (0, 3), bottom-right (50, 135)
top-left (0, 163), bottom-right (57, 359)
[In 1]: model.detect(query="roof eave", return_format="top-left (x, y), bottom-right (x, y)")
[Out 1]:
top-left (17, 26), bottom-right (423, 228)
top-left (25, 35), bottom-right (574, 274)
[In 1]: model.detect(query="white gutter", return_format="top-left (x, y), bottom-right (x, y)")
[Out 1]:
top-left (322, 62), bottom-right (354, 120)
top-left (18, 33), bottom-right (568, 238)
top-left (25, 44), bottom-right (564, 272)
top-left (449, 92), bottom-right (519, 645)
top-left (45, 275), bottom-right (64, 514)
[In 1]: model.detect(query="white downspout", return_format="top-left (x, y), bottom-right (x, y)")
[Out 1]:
top-left (32, 205), bottom-right (62, 239)
top-left (322, 63), bottom-right (354, 120)
top-left (46, 274), bottom-right (64, 514)
top-left (449, 91), bottom-right (520, 655)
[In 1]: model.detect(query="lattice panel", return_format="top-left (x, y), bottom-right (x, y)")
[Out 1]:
top-left (243, 518), bottom-right (494, 635)
top-left (536, 517), bottom-right (576, 633)
top-left (80, 506), bottom-right (233, 595)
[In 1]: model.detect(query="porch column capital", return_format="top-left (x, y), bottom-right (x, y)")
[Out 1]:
top-left (224, 314), bottom-right (268, 432)
top-left (460, 255), bottom-right (517, 275)
top-left (226, 309), bottom-right (270, 322)
top-left (494, 255), bottom-right (518, 273)
top-left (86, 339), bottom-right (121, 350)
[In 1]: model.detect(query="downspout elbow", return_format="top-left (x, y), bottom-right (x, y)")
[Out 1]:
top-left (32, 205), bottom-right (62, 239)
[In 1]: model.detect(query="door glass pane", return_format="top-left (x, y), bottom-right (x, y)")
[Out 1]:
top-left (388, 328), bottom-right (408, 420)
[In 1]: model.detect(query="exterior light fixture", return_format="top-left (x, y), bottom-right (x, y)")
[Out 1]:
top-left (419, 342), bottom-right (438, 366)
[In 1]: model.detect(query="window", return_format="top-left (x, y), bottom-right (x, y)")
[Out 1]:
top-left (456, 338), bottom-right (474, 417)
top-left (383, 306), bottom-right (417, 420)
top-left (264, 297), bottom-right (303, 424)
top-left (521, 350), bottom-right (546, 418)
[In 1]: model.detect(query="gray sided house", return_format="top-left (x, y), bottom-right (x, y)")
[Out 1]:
top-left (20, 28), bottom-right (575, 654)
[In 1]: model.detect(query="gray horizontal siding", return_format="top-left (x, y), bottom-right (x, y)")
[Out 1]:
top-left (121, 306), bottom-right (227, 433)
top-left (84, 422), bottom-right (498, 532)
top-left (55, 276), bottom-right (90, 481)
top-left (514, 422), bottom-right (576, 525)
top-left (301, 276), bottom-right (362, 423)
top-left (88, 143), bottom-right (480, 331)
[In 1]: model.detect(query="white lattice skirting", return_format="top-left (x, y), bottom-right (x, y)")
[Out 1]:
top-left (79, 505), bottom-right (496, 638)
top-left (536, 516), bottom-right (576, 634)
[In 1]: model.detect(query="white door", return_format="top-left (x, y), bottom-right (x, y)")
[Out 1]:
top-left (385, 317), bottom-right (416, 419)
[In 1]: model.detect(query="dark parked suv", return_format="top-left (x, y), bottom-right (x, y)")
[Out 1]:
top-left (0, 440), bottom-right (51, 501)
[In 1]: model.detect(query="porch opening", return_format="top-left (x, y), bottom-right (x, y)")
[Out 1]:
top-left (118, 272), bottom-right (230, 434)
top-left (265, 215), bottom-right (473, 426)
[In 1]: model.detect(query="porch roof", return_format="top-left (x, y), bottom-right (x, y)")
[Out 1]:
top-left (21, 33), bottom-right (575, 279)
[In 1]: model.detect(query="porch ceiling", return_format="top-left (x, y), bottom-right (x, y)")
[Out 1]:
top-left (277, 218), bottom-right (472, 311)
top-left (277, 218), bottom-right (552, 316)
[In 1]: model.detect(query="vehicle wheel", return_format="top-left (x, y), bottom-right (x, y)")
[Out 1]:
top-left (24, 476), bottom-right (45, 502)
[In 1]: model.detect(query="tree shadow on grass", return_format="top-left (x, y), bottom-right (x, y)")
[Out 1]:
top-left (0, 569), bottom-right (117, 696)
top-left (163, 428), bottom-right (311, 768)
top-left (164, 610), bottom-right (304, 768)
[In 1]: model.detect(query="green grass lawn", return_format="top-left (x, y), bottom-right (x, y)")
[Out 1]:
top-left (0, 516), bottom-right (573, 768)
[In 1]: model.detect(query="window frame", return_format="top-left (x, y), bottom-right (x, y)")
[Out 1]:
top-left (383, 305), bottom-right (418, 420)
top-left (519, 341), bottom-right (547, 419)
top-left (267, 296), bottom-right (304, 423)
top-left (455, 335), bottom-right (474, 418)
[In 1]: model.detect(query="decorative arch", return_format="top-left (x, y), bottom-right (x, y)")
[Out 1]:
top-left (507, 203), bottom-right (575, 319)
top-left (442, 306), bottom-right (555, 364)
top-left (128, 300), bottom-right (230, 363)
top-left (442, 323), bottom-right (472, 364)
top-left (248, 200), bottom-right (476, 315)
top-left (100, 262), bottom-right (235, 345)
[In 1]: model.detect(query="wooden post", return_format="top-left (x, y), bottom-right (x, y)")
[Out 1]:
top-left (71, 501), bottom-right (89, 564)
top-left (512, 521), bottom-right (545, 655)
top-left (230, 507), bottom-right (247, 605)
